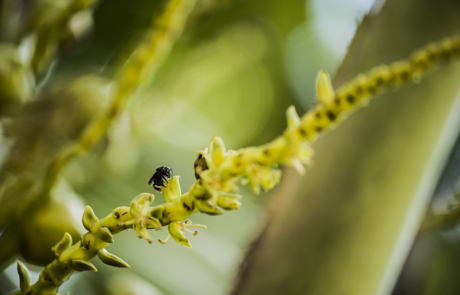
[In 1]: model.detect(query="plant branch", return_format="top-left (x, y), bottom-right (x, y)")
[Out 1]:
top-left (0, 0), bottom-right (196, 231)
top-left (31, 0), bottom-right (100, 75)
top-left (9, 4), bottom-right (460, 295)
top-left (231, 0), bottom-right (460, 293)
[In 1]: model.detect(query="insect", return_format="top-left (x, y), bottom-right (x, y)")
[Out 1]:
top-left (148, 166), bottom-right (173, 192)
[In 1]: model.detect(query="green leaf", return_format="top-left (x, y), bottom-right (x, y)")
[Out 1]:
top-left (97, 248), bottom-right (130, 268)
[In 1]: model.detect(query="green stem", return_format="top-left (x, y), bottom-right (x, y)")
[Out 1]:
top-left (28, 206), bottom-right (132, 295)
top-left (0, 0), bottom-right (196, 239)
top-left (14, 6), bottom-right (460, 295)
top-left (31, 0), bottom-right (100, 76)
top-left (189, 34), bottom-right (460, 206)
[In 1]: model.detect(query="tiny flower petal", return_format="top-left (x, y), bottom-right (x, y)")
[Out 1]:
top-left (217, 193), bottom-right (242, 210)
top-left (196, 199), bottom-right (224, 215)
top-left (168, 221), bottom-right (192, 248)
top-left (286, 106), bottom-right (300, 128)
top-left (210, 136), bottom-right (227, 166)
top-left (317, 70), bottom-right (335, 105)
top-left (169, 176), bottom-right (182, 198)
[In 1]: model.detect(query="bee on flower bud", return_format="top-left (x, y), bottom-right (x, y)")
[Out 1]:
top-left (148, 166), bottom-right (173, 192)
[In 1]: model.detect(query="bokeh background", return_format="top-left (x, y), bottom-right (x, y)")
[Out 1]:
top-left (1, 0), bottom-right (460, 294)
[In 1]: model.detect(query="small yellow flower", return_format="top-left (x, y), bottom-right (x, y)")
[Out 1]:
top-left (118, 193), bottom-right (161, 244)
top-left (159, 219), bottom-right (206, 248)
top-left (216, 193), bottom-right (242, 210)
top-left (161, 176), bottom-right (182, 202)
top-left (210, 136), bottom-right (227, 166)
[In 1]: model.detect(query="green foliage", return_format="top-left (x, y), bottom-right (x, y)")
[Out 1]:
top-left (13, 31), bottom-right (460, 293)
top-left (2, 0), bottom-right (460, 293)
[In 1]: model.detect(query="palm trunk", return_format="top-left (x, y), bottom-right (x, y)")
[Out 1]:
top-left (232, 0), bottom-right (460, 294)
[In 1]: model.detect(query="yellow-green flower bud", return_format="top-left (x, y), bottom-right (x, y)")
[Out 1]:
top-left (286, 106), bottom-right (300, 128)
top-left (82, 206), bottom-right (99, 231)
top-left (108, 207), bottom-right (131, 234)
top-left (99, 227), bottom-right (114, 243)
top-left (245, 165), bottom-right (282, 195)
top-left (17, 262), bottom-right (31, 293)
top-left (196, 199), bottom-right (224, 215)
top-left (162, 176), bottom-right (182, 202)
top-left (216, 193), bottom-right (242, 210)
top-left (97, 248), bottom-right (130, 268)
top-left (316, 70), bottom-right (335, 106)
top-left (210, 136), bottom-right (227, 166)
top-left (189, 179), bottom-right (211, 200)
top-left (161, 184), bottom-right (174, 202)
top-left (169, 176), bottom-right (182, 199)
top-left (71, 259), bottom-right (97, 272)
top-left (51, 232), bottom-right (72, 257)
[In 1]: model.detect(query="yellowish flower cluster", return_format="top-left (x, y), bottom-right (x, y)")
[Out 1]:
top-left (13, 34), bottom-right (460, 295)
top-left (146, 34), bottom-right (460, 247)
top-left (299, 36), bottom-right (460, 143)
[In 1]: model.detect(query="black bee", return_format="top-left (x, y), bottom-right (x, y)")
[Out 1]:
top-left (148, 166), bottom-right (173, 192)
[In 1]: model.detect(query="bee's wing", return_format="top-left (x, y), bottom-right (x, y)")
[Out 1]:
top-left (148, 175), bottom-right (155, 185)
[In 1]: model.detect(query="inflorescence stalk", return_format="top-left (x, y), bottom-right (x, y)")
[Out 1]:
top-left (12, 30), bottom-right (460, 295)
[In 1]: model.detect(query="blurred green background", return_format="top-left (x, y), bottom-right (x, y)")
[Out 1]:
top-left (1, 0), bottom-right (460, 294)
